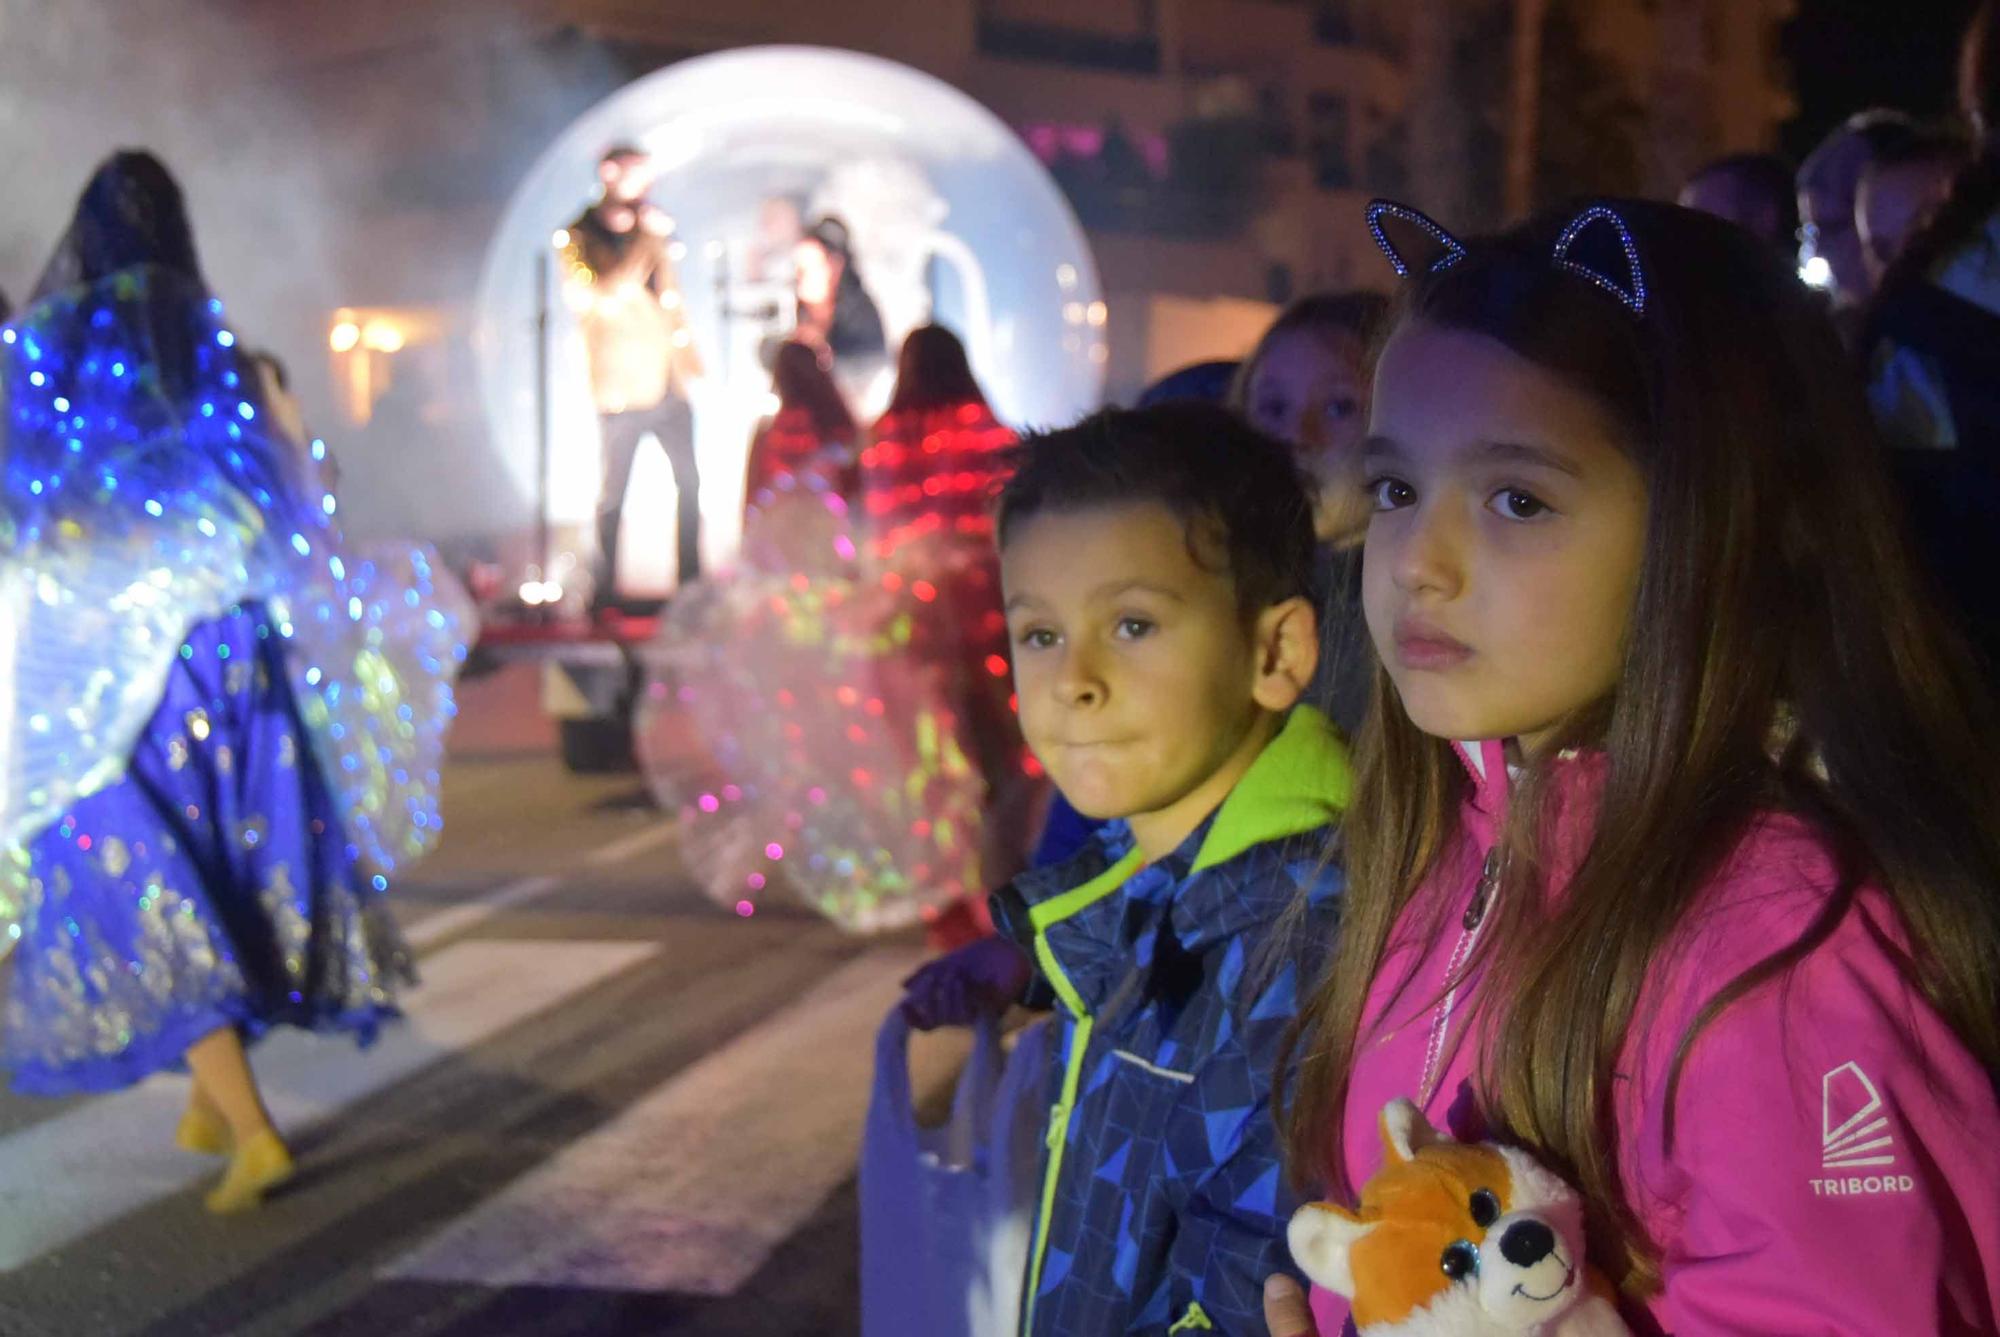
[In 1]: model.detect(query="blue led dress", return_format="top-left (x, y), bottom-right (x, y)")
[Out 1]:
top-left (0, 264), bottom-right (471, 1095)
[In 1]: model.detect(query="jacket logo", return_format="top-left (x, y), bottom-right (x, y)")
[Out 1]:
top-left (1822, 1061), bottom-right (1893, 1169)
top-left (1811, 1061), bottom-right (1914, 1197)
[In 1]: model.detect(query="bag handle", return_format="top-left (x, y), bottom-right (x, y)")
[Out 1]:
top-left (873, 1007), bottom-right (918, 1136)
top-left (948, 1010), bottom-right (1005, 1157)
top-left (872, 1005), bottom-right (1006, 1144)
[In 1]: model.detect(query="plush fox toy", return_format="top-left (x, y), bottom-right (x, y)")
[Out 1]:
top-left (1287, 1100), bottom-right (1629, 1337)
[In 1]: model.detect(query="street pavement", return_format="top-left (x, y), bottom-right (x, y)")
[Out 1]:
top-left (0, 664), bottom-right (967, 1336)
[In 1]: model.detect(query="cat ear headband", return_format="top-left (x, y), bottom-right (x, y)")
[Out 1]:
top-left (1364, 198), bottom-right (1648, 316)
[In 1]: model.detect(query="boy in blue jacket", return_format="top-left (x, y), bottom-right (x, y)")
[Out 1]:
top-left (902, 404), bottom-right (1349, 1335)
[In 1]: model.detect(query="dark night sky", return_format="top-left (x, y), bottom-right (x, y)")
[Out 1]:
top-left (1782, 0), bottom-right (1984, 157)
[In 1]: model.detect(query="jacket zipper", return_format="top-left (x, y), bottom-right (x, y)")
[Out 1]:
top-left (1418, 847), bottom-right (1501, 1104)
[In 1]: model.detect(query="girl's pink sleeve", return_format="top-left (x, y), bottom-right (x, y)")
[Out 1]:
top-left (1645, 924), bottom-right (2000, 1335)
top-left (1307, 1282), bottom-right (1349, 1335)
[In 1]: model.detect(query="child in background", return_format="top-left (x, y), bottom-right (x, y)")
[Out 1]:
top-left (903, 404), bottom-right (1348, 1334)
top-left (1237, 293), bottom-right (1386, 543)
top-left (1269, 199), bottom-right (2000, 1335)
top-left (1236, 292), bottom-right (1390, 738)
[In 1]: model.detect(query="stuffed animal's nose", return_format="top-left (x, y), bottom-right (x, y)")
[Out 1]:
top-left (1499, 1220), bottom-right (1556, 1268)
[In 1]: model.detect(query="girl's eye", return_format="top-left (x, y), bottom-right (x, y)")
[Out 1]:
top-left (1368, 476), bottom-right (1415, 510)
top-left (1114, 617), bottom-right (1155, 641)
top-left (1325, 396), bottom-right (1360, 422)
top-left (1015, 627), bottom-right (1058, 650)
top-left (1489, 488), bottom-right (1550, 520)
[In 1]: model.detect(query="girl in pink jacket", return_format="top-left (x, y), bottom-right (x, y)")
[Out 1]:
top-left (1270, 199), bottom-right (2000, 1336)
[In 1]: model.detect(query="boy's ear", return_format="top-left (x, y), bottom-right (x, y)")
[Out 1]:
top-left (1251, 594), bottom-right (1319, 712)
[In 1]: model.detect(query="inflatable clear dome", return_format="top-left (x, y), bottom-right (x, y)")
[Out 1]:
top-left (473, 45), bottom-right (1107, 596)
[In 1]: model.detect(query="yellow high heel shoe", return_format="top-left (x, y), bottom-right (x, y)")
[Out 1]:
top-left (203, 1128), bottom-right (294, 1214)
top-left (174, 1102), bottom-right (230, 1157)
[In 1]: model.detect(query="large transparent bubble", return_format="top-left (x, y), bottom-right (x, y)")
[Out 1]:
top-left (473, 45), bottom-right (1106, 593)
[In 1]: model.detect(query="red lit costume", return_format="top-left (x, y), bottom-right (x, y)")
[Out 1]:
top-left (636, 400), bottom-right (1025, 935)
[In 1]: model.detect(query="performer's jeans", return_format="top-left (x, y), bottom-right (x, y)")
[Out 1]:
top-left (596, 396), bottom-right (699, 603)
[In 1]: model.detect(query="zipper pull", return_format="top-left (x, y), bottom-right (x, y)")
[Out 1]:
top-left (1462, 849), bottom-right (1501, 930)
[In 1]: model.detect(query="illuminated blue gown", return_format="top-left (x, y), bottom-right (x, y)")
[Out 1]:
top-left (0, 266), bottom-right (471, 1095)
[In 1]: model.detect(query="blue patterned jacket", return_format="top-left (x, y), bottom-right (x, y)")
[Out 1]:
top-left (992, 707), bottom-right (1349, 1336)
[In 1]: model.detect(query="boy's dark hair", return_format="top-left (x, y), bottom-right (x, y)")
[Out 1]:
top-left (996, 403), bottom-right (1318, 615)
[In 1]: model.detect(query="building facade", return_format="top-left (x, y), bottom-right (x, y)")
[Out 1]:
top-left (52, 0), bottom-right (1791, 535)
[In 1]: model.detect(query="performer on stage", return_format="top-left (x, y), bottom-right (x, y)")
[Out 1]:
top-left (745, 196), bottom-right (806, 289)
top-left (792, 216), bottom-right (887, 390)
top-left (0, 151), bottom-right (469, 1213)
top-left (560, 144), bottom-right (706, 608)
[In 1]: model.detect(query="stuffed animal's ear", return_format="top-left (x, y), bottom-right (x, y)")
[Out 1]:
top-left (1380, 1097), bottom-right (1447, 1163)
top-left (1287, 1203), bottom-right (1374, 1299)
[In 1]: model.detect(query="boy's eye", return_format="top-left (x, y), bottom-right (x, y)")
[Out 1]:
top-left (1488, 487), bottom-right (1551, 521)
top-left (1367, 476), bottom-right (1414, 510)
top-left (1113, 616), bottom-right (1155, 640)
top-left (1325, 396), bottom-right (1360, 422)
top-left (1015, 627), bottom-right (1059, 650)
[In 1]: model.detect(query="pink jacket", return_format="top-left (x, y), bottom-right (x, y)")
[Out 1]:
top-left (1310, 739), bottom-right (2000, 1335)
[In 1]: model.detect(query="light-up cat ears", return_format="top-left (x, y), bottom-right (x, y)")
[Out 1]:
top-left (1364, 198), bottom-right (1648, 316)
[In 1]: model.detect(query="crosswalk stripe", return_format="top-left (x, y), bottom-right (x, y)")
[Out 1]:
top-left (402, 875), bottom-right (562, 950)
top-left (0, 938), bottom-right (658, 1270)
top-left (397, 820), bottom-right (676, 951)
top-left (583, 820), bottom-right (677, 868)
top-left (382, 945), bottom-right (933, 1296)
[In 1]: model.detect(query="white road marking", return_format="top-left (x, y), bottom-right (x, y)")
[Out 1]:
top-left (399, 820), bottom-right (677, 951)
top-left (583, 820), bottom-right (677, 869)
top-left (403, 875), bottom-right (561, 950)
top-left (0, 938), bottom-right (657, 1269)
top-left (383, 947), bottom-right (935, 1295)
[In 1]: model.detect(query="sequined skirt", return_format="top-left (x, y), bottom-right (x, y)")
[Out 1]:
top-left (2, 605), bottom-right (413, 1096)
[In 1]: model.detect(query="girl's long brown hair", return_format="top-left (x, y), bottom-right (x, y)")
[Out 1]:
top-left (771, 339), bottom-right (858, 443)
top-left (885, 323), bottom-right (988, 415)
top-left (1280, 199), bottom-right (2000, 1291)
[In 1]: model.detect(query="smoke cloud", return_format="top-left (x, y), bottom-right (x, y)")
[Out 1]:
top-left (0, 0), bottom-right (626, 545)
